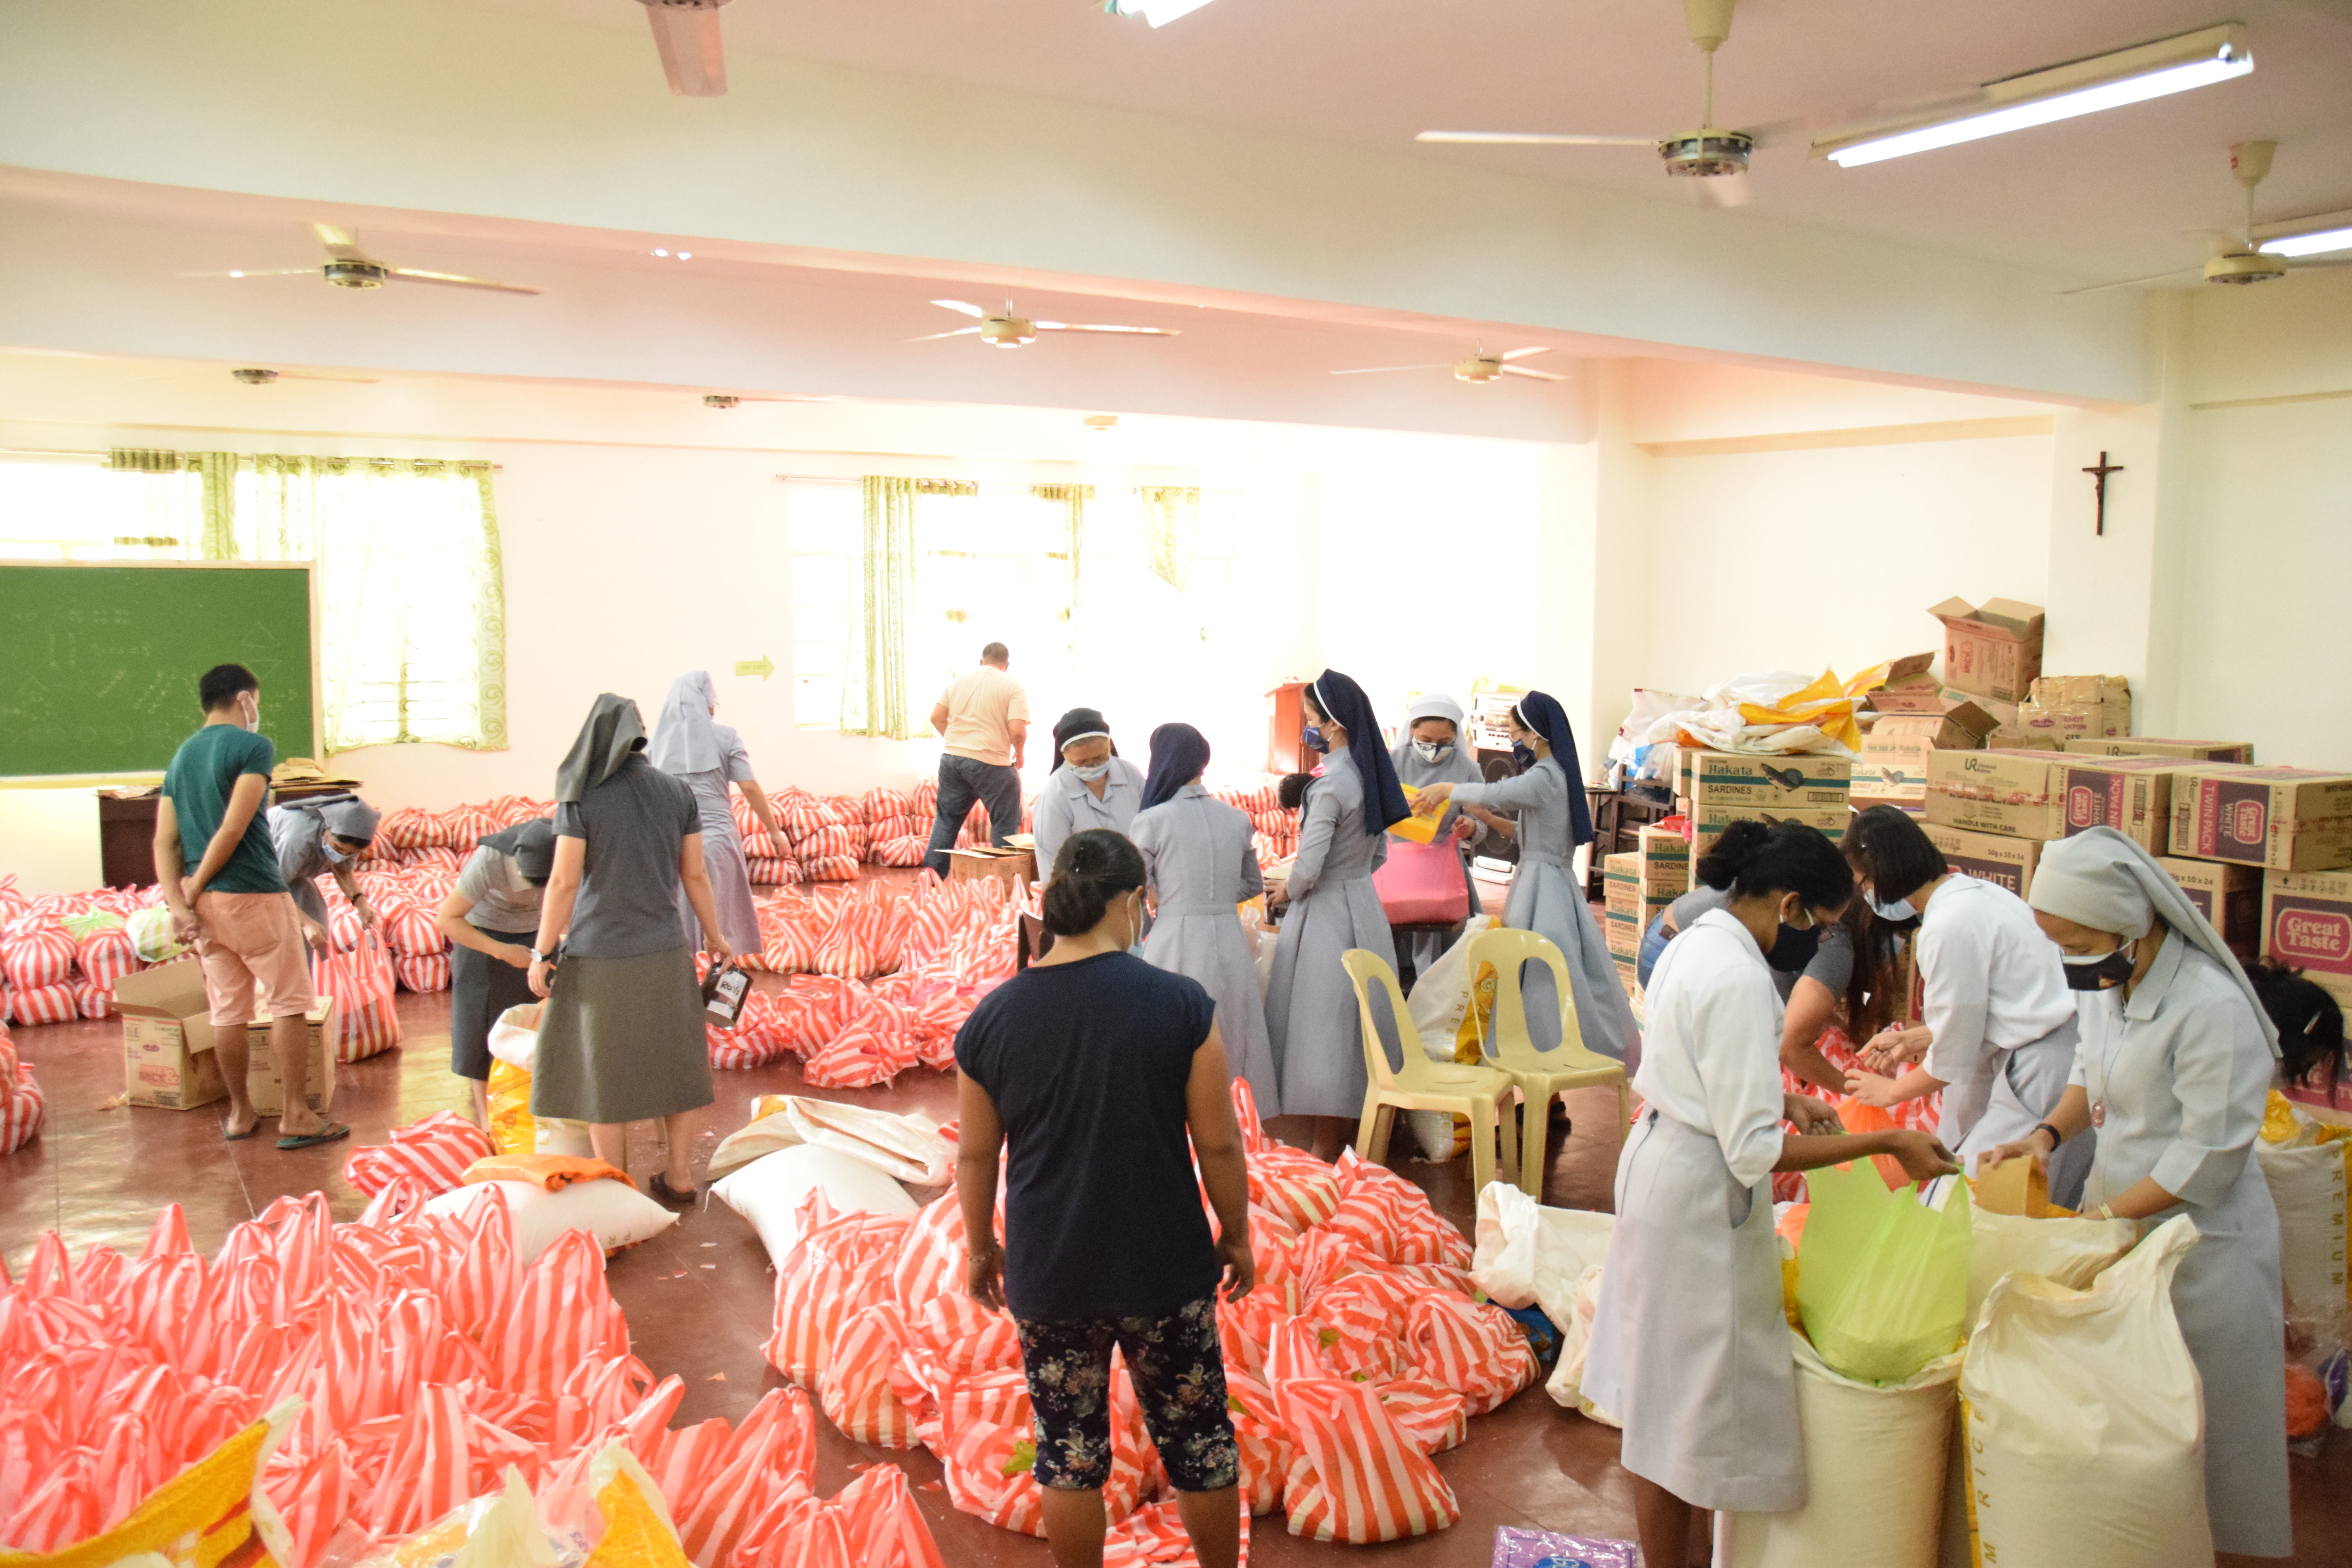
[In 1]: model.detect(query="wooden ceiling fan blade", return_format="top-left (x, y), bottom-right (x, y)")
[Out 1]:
top-left (644, 2), bottom-right (727, 96)
top-left (1035, 323), bottom-right (1178, 335)
top-left (1497, 347), bottom-right (1552, 361)
top-left (931, 299), bottom-right (987, 318)
top-left (2058, 267), bottom-right (2200, 296)
top-left (1417, 130), bottom-right (1656, 145)
top-left (1329, 363), bottom-right (1452, 376)
top-left (276, 371), bottom-right (383, 384)
top-left (1499, 363), bottom-right (1568, 382)
top-left (386, 269), bottom-right (546, 295)
top-left (310, 224), bottom-right (361, 258)
top-left (2286, 257), bottom-right (2352, 269)
top-left (180, 269), bottom-right (318, 279)
top-left (908, 326), bottom-right (983, 342)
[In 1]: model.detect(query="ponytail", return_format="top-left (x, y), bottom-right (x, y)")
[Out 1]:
top-left (1697, 817), bottom-right (1852, 909)
top-left (1041, 828), bottom-right (1147, 937)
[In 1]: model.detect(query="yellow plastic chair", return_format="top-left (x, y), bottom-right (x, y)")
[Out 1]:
top-left (1465, 926), bottom-right (1633, 1197)
top-left (1341, 948), bottom-right (1520, 1196)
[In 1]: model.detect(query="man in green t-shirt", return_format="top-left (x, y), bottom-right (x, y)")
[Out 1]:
top-left (155, 663), bottom-right (346, 1150)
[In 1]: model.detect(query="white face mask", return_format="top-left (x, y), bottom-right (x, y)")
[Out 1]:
top-left (1412, 739), bottom-right (1453, 764)
top-left (1126, 891), bottom-right (1147, 955)
top-left (239, 694), bottom-right (261, 733)
top-left (1070, 761), bottom-right (1111, 783)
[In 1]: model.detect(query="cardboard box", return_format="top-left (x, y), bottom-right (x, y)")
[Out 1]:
top-left (1924, 748), bottom-right (2075, 839)
top-left (1636, 825), bottom-right (1690, 899)
top-left (1862, 653), bottom-right (1944, 713)
top-left (244, 998), bottom-right (339, 1117)
top-left (115, 958), bottom-right (230, 1111)
top-left (1944, 691), bottom-right (2022, 732)
top-left (1687, 750), bottom-right (1851, 813)
top-left (1604, 855), bottom-right (1641, 920)
top-left (1986, 730), bottom-right (2042, 751)
top-left (2066, 737), bottom-right (2256, 764)
top-left (1855, 701), bottom-right (2002, 806)
top-left (1604, 907), bottom-right (1641, 960)
top-left (1929, 597), bottom-right (2045, 706)
top-left (1690, 805), bottom-right (1849, 865)
top-left (2057, 757), bottom-right (2179, 854)
top-left (2171, 767), bottom-right (2352, 872)
top-left (2160, 857), bottom-right (2263, 963)
top-left (946, 846), bottom-right (1039, 886)
top-left (2263, 870), bottom-right (2352, 1013)
top-left (2017, 674), bottom-right (2131, 745)
top-left (1613, 956), bottom-right (1640, 1001)
top-left (1923, 822), bottom-right (2042, 900)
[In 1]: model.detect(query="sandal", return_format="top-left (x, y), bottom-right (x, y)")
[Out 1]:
top-left (223, 1120), bottom-right (261, 1142)
top-left (276, 1122), bottom-right (351, 1152)
top-left (646, 1173), bottom-right (697, 1207)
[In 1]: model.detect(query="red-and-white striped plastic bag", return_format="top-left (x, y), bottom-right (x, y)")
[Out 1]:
top-left (393, 952), bottom-right (452, 993)
top-left (342, 1110), bottom-right (495, 1196)
top-left (0, 1036), bottom-right (44, 1153)
top-left (764, 1192), bottom-right (915, 1390)
top-left (9, 982), bottom-right (79, 1027)
top-left (1276, 1376), bottom-right (1460, 1544)
top-left (312, 931), bottom-right (403, 1061)
top-left (1, 927), bottom-right (75, 992)
top-left (1405, 1292), bottom-right (1537, 1416)
top-left (817, 1300), bottom-right (923, 1448)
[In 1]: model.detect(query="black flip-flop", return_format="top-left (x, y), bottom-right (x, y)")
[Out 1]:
top-left (223, 1122), bottom-right (261, 1142)
top-left (646, 1173), bottom-right (697, 1207)
top-left (276, 1122), bottom-right (351, 1152)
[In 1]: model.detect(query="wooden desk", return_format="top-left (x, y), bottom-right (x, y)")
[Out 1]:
top-left (99, 792), bottom-right (161, 888)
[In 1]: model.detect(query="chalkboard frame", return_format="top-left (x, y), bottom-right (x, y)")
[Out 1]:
top-left (0, 559), bottom-right (322, 786)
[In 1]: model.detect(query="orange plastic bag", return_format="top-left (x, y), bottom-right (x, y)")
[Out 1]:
top-left (1276, 1377), bottom-right (1460, 1544)
top-left (343, 1111), bottom-right (496, 1197)
top-left (1405, 1292), bottom-right (1537, 1416)
top-left (764, 1192), bottom-right (913, 1390)
top-left (1102, 1495), bottom-right (1252, 1567)
top-left (1835, 1096), bottom-right (1913, 1191)
top-left (818, 1301), bottom-right (922, 1448)
top-left (462, 1153), bottom-right (634, 1192)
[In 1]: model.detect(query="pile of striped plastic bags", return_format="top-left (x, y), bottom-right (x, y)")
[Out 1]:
top-left (0, 1185), bottom-right (947, 1568)
top-left (0, 1019), bottom-right (44, 1153)
top-left (706, 875), bottom-right (1021, 1086)
top-left (0, 876), bottom-right (167, 1027)
top-left (769, 1083), bottom-right (1536, 1551)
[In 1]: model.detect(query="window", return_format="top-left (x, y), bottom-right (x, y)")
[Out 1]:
top-left (0, 456), bottom-right (205, 561)
top-left (789, 484), bottom-right (859, 728)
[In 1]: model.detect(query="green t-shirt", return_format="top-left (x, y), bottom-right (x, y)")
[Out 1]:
top-left (162, 725), bottom-right (286, 895)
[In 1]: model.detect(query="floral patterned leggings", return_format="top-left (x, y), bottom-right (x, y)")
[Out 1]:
top-left (1014, 1293), bottom-right (1240, 1492)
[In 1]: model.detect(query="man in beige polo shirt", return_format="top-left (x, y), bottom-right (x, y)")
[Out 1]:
top-left (924, 642), bottom-right (1030, 877)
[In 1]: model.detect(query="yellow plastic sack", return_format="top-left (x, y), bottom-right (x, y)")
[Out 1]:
top-left (1796, 1162), bottom-right (1971, 1385)
top-left (1731, 668), bottom-right (1865, 752)
top-left (488, 1058), bottom-right (536, 1156)
top-left (1438, 962), bottom-right (1500, 1158)
top-left (584, 1456), bottom-right (689, 1568)
top-left (2259, 1089), bottom-right (2352, 1315)
top-left (0, 1411), bottom-right (279, 1568)
top-left (1388, 784), bottom-right (1442, 845)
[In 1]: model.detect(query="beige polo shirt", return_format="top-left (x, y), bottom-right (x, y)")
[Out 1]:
top-left (938, 666), bottom-right (1030, 766)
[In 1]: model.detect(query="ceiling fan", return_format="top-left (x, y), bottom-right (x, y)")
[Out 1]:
top-left (2063, 142), bottom-right (2352, 294)
top-left (1418, 0), bottom-right (1785, 208)
top-left (635, 0), bottom-right (730, 97)
top-left (1330, 346), bottom-right (1566, 385)
top-left (183, 224), bottom-right (545, 295)
top-left (695, 393), bottom-right (834, 407)
top-left (231, 368), bottom-right (380, 386)
top-left (910, 298), bottom-right (1178, 348)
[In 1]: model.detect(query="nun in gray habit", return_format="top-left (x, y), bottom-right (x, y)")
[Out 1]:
top-left (526, 693), bottom-right (729, 1201)
top-left (1266, 670), bottom-right (1407, 1138)
top-left (1130, 723), bottom-right (1278, 1112)
top-left (649, 670), bottom-right (784, 956)
top-left (1411, 690), bottom-right (1639, 1063)
top-left (267, 794), bottom-right (382, 935)
top-left (1388, 692), bottom-right (1486, 975)
top-left (1986, 827), bottom-right (2289, 1558)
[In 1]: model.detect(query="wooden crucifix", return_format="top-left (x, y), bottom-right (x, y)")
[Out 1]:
top-left (2082, 450), bottom-right (2124, 535)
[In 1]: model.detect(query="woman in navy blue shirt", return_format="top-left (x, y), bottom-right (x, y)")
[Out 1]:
top-left (957, 828), bottom-right (1254, 1568)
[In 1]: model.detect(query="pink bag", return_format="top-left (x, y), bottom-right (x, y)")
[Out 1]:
top-left (1276, 1376), bottom-right (1459, 1544)
top-left (312, 931), bottom-right (403, 1061)
top-left (0, 1038), bottom-right (45, 1153)
top-left (343, 1111), bottom-right (495, 1196)
top-left (1370, 837), bottom-right (1469, 927)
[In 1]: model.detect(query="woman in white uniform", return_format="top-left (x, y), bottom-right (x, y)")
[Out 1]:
top-left (1408, 690), bottom-right (1638, 1063)
top-left (1582, 820), bottom-right (1958, 1568)
top-left (1841, 805), bottom-right (2092, 1205)
top-left (1265, 670), bottom-right (1406, 1158)
top-left (648, 671), bottom-right (788, 955)
top-left (1031, 706), bottom-right (1145, 878)
top-left (1982, 828), bottom-right (2290, 1561)
top-left (1387, 693), bottom-right (1497, 976)
top-left (1131, 722), bottom-right (1278, 1112)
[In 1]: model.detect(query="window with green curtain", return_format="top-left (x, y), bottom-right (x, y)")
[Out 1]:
top-left (216, 456), bottom-right (508, 751)
top-left (846, 476), bottom-right (974, 739)
top-left (1139, 485), bottom-right (1200, 590)
top-left (1030, 483), bottom-right (1093, 655)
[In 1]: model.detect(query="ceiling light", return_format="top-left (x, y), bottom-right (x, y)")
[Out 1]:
top-left (2261, 224), bottom-right (2352, 258)
top-left (1145, 0), bottom-right (1214, 24)
top-left (677, 251), bottom-right (692, 260)
top-left (1814, 24), bottom-right (2251, 168)
top-left (653, 248), bottom-right (669, 257)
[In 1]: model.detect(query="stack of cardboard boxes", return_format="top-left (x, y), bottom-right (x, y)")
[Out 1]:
top-left (1602, 827), bottom-right (1688, 997)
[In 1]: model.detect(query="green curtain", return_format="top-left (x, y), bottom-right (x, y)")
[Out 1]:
top-left (1031, 484), bottom-right (1093, 638)
top-left (1139, 485), bottom-right (1200, 591)
top-left (467, 463), bottom-right (510, 751)
top-left (849, 477), bottom-right (975, 739)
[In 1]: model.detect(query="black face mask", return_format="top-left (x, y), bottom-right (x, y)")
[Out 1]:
top-left (2064, 945), bottom-right (2137, 991)
top-left (1511, 742), bottom-right (1537, 770)
top-left (1767, 921), bottom-right (1822, 973)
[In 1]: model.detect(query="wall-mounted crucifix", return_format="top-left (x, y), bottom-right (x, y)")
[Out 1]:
top-left (2082, 450), bottom-right (2124, 535)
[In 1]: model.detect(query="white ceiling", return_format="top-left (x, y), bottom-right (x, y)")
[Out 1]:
top-left (471, 0), bottom-right (2352, 285)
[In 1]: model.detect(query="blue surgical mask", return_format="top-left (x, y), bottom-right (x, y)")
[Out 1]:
top-left (1069, 761), bottom-right (1111, 783)
top-left (1866, 889), bottom-right (1917, 922)
top-left (1126, 891), bottom-right (1148, 956)
top-left (320, 838), bottom-right (352, 867)
top-left (1301, 725), bottom-right (1328, 754)
top-left (1413, 740), bottom-right (1453, 764)
top-left (1511, 742), bottom-right (1536, 770)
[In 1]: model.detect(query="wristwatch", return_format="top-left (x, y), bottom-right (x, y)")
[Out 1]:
top-left (529, 948), bottom-right (551, 964)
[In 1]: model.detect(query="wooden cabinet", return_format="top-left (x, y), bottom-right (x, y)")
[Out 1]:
top-left (1266, 681), bottom-right (1310, 775)
top-left (98, 792), bottom-right (161, 888)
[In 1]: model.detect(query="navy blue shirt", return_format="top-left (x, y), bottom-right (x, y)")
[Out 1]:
top-left (955, 950), bottom-right (1220, 1321)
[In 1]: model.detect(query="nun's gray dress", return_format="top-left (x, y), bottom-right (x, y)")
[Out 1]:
top-left (1388, 736), bottom-right (1485, 973)
top-left (1031, 756), bottom-right (1145, 877)
top-left (671, 723), bottom-right (762, 955)
top-left (1266, 746), bottom-right (1394, 1118)
top-left (1133, 784), bottom-right (1277, 1113)
top-left (1451, 755), bottom-right (1640, 1062)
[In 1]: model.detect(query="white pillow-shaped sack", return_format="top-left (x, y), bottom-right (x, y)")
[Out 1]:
top-left (488, 1003), bottom-right (543, 1071)
top-left (425, 1177), bottom-right (677, 1262)
top-left (711, 1144), bottom-right (917, 1268)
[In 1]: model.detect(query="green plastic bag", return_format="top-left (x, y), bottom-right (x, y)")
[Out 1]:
top-left (1796, 1161), bottom-right (1971, 1385)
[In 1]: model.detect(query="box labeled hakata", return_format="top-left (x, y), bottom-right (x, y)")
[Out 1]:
top-left (2160, 857), bottom-right (2263, 963)
top-left (1924, 822), bottom-right (2042, 900)
top-left (1604, 854), bottom-right (1641, 919)
top-left (1604, 907), bottom-right (1641, 960)
top-left (1686, 750), bottom-right (1851, 813)
top-left (244, 998), bottom-right (339, 1117)
top-left (1636, 825), bottom-right (1689, 899)
top-left (2264, 871), bottom-right (2352, 1011)
top-left (1929, 596), bottom-right (2045, 706)
top-left (1924, 749), bottom-right (2075, 839)
top-left (2065, 737), bottom-right (2256, 764)
top-left (114, 958), bottom-right (230, 1111)
top-left (1690, 805), bottom-right (1848, 866)
top-left (2171, 767), bottom-right (2352, 872)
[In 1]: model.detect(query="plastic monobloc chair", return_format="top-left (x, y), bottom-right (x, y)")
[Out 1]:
top-left (1464, 926), bottom-right (1632, 1197)
top-left (1340, 948), bottom-right (1521, 1197)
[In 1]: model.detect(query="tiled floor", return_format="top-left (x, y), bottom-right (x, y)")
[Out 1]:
top-left (6, 975), bottom-right (2348, 1563)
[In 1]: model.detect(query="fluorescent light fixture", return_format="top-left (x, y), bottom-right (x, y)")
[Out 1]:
top-left (1814, 24), bottom-right (2251, 168)
top-left (1143, 0), bottom-right (1215, 25)
top-left (2261, 225), bottom-right (2352, 258)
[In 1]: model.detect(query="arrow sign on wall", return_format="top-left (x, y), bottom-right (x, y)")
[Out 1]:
top-left (735, 656), bottom-right (775, 681)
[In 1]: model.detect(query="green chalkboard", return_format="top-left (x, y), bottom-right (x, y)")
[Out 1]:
top-left (0, 563), bottom-right (317, 777)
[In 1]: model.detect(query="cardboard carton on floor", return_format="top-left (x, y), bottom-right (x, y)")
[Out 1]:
top-left (1929, 597), bottom-right (2045, 706)
top-left (1924, 749), bottom-right (2076, 839)
top-left (114, 958), bottom-right (229, 1111)
top-left (1604, 906), bottom-right (1641, 961)
top-left (2171, 767), bottom-right (2352, 872)
top-left (946, 846), bottom-right (1038, 887)
top-left (244, 998), bottom-right (339, 1117)
top-left (1637, 825), bottom-right (1689, 899)
top-left (2160, 857), bottom-right (2263, 964)
top-left (1687, 750), bottom-right (1852, 814)
top-left (1613, 956), bottom-right (1640, 1001)
top-left (2263, 871), bottom-right (2352, 1013)
top-left (2067, 737), bottom-right (2256, 764)
top-left (1604, 854), bottom-right (1641, 920)
top-left (1924, 823), bottom-right (2042, 900)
